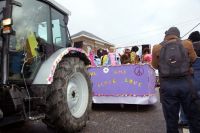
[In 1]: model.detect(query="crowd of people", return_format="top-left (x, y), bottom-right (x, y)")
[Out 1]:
top-left (87, 27), bottom-right (200, 133)
top-left (88, 45), bottom-right (152, 67)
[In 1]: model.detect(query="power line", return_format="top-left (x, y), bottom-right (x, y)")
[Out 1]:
top-left (181, 22), bottom-right (200, 38)
top-left (113, 20), bottom-right (200, 46)
top-left (109, 17), bottom-right (200, 43)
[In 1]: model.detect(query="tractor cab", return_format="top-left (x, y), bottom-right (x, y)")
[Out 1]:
top-left (0, 0), bottom-right (71, 83)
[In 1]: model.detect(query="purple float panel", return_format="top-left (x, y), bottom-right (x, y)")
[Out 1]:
top-left (88, 64), bottom-right (157, 104)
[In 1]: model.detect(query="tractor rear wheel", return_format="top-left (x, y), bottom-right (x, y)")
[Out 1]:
top-left (44, 57), bottom-right (92, 132)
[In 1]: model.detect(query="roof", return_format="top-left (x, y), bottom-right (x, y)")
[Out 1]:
top-left (45, 0), bottom-right (71, 15)
top-left (71, 31), bottom-right (112, 45)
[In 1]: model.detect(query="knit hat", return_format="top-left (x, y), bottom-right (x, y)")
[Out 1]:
top-left (165, 27), bottom-right (180, 38)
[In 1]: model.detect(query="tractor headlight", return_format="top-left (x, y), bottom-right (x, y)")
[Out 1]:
top-left (2, 18), bottom-right (12, 26)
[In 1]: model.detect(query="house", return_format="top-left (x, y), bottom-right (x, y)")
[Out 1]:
top-left (71, 31), bottom-right (114, 54)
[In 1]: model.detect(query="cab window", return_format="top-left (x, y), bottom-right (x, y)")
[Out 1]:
top-left (51, 8), bottom-right (67, 48)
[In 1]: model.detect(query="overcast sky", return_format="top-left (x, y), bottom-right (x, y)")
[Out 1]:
top-left (55, 0), bottom-right (200, 47)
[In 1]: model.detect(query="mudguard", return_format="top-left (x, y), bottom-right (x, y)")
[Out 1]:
top-left (33, 47), bottom-right (89, 84)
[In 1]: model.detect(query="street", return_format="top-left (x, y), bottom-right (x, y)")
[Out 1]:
top-left (0, 88), bottom-right (189, 133)
top-left (81, 87), bottom-right (166, 133)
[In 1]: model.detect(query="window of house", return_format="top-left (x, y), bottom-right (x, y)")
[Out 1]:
top-left (74, 41), bottom-right (83, 48)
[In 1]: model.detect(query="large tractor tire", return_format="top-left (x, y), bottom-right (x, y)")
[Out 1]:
top-left (44, 57), bottom-right (92, 132)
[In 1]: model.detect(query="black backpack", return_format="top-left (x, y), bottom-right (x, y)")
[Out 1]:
top-left (158, 39), bottom-right (190, 78)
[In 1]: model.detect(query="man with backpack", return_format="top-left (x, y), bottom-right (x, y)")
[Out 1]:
top-left (151, 27), bottom-right (200, 133)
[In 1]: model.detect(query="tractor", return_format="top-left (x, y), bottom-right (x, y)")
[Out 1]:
top-left (0, 0), bottom-right (92, 132)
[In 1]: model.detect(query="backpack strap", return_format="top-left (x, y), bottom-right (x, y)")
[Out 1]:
top-left (160, 39), bottom-right (181, 46)
top-left (160, 41), bottom-right (166, 46)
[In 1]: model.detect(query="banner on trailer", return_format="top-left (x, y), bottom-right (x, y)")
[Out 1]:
top-left (88, 64), bottom-right (156, 97)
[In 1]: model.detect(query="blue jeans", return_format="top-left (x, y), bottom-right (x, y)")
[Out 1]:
top-left (179, 105), bottom-right (188, 123)
top-left (193, 58), bottom-right (200, 93)
top-left (160, 76), bottom-right (200, 133)
top-left (179, 58), bottom-right (200, 124)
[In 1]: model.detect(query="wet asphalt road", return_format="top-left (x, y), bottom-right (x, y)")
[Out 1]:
top-left (0, 88), bottom-right (167, 133)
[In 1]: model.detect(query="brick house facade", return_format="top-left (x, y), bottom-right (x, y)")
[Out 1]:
top-left (71, 31), bottom-right (114, 55)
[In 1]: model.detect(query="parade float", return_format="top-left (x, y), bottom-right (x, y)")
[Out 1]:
top-left (88, 63), bottom-right (157, 105)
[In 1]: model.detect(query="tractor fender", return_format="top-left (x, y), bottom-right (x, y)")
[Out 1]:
top-left (33, 47), bottom-right (90, 84)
